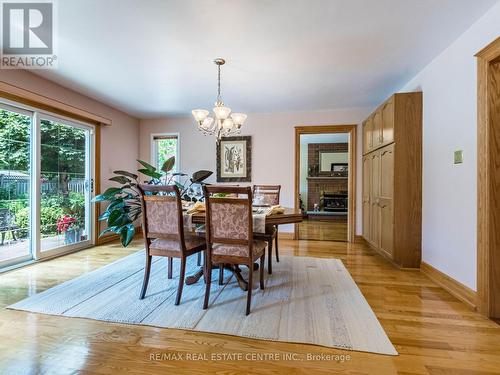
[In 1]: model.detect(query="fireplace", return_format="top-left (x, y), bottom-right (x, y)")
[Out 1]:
top-left (321, 191), bottom-right (348, 213)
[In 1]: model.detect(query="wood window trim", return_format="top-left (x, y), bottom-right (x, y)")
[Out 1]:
top-left (294, 125), bottom-right (357, 242)
top-left (476, 36), bottom-right (500, 317)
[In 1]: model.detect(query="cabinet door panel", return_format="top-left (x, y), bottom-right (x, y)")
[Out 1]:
top-left (379, 144), bottom-right (394, 257)
top-left (363, 118), bottom-right (373, 154)
top-left (370, 151), bottom-right (380, 247)
top-left (382, 98), bottom-right (394, 145)
top-left (373, 110), bottom-right (383, 148)
top-left (362, 156), bottom-right (371, 241)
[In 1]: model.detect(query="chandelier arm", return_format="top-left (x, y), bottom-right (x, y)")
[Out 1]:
top-left (217, 63), bottom-right (221, 103)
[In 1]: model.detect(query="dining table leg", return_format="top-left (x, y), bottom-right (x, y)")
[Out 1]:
top-left (185, 263), bottom-right (258, 290)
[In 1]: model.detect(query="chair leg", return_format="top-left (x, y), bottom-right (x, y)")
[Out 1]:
top-left (140, 254), bottom-right (152, 299)
top-left (203, 256), bottom-right (212, 309)
top-left (260, 254), bottom-right (265, 290)
top-left (197, 251), bottom-right (201, 266)
top-left (168, 257), bottom-right (173, 279)
top-left (202, 252), bottom-right (207, 284)
top-left (267, 239), bottom-right (273, 274)
top-left (275, 228), bottom-right (279, 262)
top-left (218, 263), bottom-right (224, 285)
top-left (175, 257), bottom-right (186, 306)
top-left (246, 262), bottom-right (253, 315)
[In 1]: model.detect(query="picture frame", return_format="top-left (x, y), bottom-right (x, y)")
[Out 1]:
top-left (216, 136), bottom-right (252, 182)
top-left (331, 163), bottom-right (348, 176)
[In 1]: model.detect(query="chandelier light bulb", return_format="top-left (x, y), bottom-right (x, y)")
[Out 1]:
top-left (192, 109), bottom-right (209, 123)
top-left (223, 117), bottom-right (234, 130)
top-left (231, 113), bottom-right (247, 126)
top-left (202, 117), bottom-right (214, 129)
top-left (213, 106), bottom-right (231, 120)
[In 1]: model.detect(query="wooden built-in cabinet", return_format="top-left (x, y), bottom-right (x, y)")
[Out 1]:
top-left (362, 92), bottom-right (422, 268)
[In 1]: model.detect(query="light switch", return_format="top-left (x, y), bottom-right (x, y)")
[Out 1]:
top-left (454, 150), bottom-right (463, 164)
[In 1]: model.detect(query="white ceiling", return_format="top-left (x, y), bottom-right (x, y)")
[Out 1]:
top-left (34, 0), bottom-right (497, 118)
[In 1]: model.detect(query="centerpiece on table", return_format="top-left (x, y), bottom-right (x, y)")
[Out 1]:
top-left (93, 156), bottom-right (212, 247)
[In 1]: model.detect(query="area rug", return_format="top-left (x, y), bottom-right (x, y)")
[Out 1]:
top-left (8, 251), bottom-right (397, 355)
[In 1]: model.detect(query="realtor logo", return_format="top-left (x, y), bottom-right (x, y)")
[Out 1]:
top-left (1, 1), bottom-right (57, 69)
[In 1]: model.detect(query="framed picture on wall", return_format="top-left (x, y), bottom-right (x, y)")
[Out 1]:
top-left (216, 136), bottom-right (252, 182)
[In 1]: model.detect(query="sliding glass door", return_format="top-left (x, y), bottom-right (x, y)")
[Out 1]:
top-left (0, 101), bottom-right (95, 269)
top-left (0, 105), bottom-right (32, 267)
top-left (39, 116), bottom-right (93, 255)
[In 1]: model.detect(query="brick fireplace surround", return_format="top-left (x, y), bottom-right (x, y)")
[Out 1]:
top-left (306, 143), bottom-right (348, 212)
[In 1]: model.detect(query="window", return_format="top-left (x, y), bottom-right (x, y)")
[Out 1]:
top-left (152, 134), bottom-right (179, 172)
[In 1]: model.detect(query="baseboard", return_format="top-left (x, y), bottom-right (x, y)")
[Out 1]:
top-left (421, 261), bottom-right (477, 311)
top-left (96, 226), bottom-right (142, 245)
top-left (354, 235), bottom-right (367, 244)
top-left (278, 232), bottom-right (295, 240)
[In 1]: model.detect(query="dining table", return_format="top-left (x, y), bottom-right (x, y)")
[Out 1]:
top-left (185, 207), bottom-right (303, 290)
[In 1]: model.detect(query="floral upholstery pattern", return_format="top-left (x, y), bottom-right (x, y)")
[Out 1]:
top-left (150, 234), bottom-right (205, 252)
top-left (210, 201), bottom-right (249, 240)
top-left (253, 188), bottom-right (280, 206)
top-left (212, 240), bottom-right (267, 258)
top-left (144, 198), bottom-right (179, 235)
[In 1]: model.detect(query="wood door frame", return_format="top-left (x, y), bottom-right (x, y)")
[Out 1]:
top-left (476, 37), bottom-right (500, 317)
top-left (294, 125), bottom-right (357, 242)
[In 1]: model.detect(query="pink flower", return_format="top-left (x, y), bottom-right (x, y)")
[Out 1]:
top-left (57, 215), bottom-right (76, 233)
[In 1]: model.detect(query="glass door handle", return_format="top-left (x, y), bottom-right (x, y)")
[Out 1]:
top-left (85, 179), bottom-right (94, 193)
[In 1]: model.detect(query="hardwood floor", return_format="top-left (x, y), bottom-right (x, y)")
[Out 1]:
top-left (1, 238), bottom-right (500, 374)
top-left (298, 218), bottom-right (348, 241)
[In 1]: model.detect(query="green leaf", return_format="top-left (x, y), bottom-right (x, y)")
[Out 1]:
top-left (93, 187), bottom-right (123, 202)
top-left (191, 170), bottom-right (213, 183)
top-left (98, 211), bottom-right (110, 220)
top-left (113, 170), bottom-right (138, 180)
top-left (107, 199), bottom-right (126, 211)
top-left (120, 224), bottom-right (136, 247)
top-left (99, 226), bottom-right (119, 237)
top-left (137, 159), bottom-right (156, 171)
top-left (161, 156), bottom-right (176, 173)
top-left (107, 210), bottom-right (123, 226)
top-left (109, 175), bottom-right (131, 184)
top-left (174, 181), bottom-right (184, 190)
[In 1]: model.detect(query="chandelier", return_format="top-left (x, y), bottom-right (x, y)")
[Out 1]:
top-left (191, 58), bottom-right (247, 141)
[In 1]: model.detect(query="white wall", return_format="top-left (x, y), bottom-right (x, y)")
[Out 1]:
top-left (140, 108), bottom-right (370, 234)
top-left (399, 2), bottom-right (500, 290)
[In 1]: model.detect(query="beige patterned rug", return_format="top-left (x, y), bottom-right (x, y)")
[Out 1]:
top-left (8, 251), bottom-right (397, 355)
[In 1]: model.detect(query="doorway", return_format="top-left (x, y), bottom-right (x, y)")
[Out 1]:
top-left (476, 37), bottom-right (500, 319)
top-left (0, 100), bottom-right (95, 270)
top-left (294, 125), bottom-right (357, 242)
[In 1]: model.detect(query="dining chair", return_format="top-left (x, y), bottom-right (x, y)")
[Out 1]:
top-left (203, 185), bottom-right (266, 315)
top-left (138, 184), bottom-right (206, 305)
top-left (252, 185), bottom-right (281, 274)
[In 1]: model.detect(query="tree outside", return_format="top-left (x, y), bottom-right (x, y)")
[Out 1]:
top-left (156, 138), bottom-right (178, 172)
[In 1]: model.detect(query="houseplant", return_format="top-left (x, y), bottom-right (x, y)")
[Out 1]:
top-left (57, 214), bottom-right (82, 244)
top-left (94, 156), bottom-right (212, 247)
